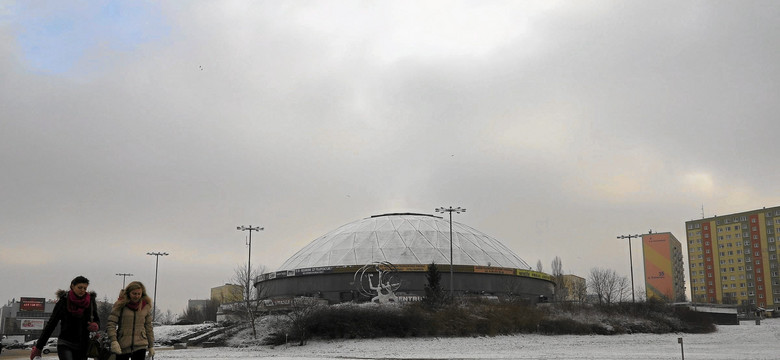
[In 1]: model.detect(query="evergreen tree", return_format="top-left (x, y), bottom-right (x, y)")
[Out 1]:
top-left (423, 262), bottom-right (445, 308)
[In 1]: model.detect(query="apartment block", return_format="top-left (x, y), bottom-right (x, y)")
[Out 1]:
top-left (642, 232), bottom-right (686, 302)
top-left (685, 206), bottom-right (780, 310)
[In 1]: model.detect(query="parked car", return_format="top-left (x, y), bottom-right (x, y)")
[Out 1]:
top-left (6, 341), bottom-right (28, 349)
top-left (42, 342), bottom-right (57, 354)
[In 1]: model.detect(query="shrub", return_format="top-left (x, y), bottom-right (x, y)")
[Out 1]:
top-left (261, 299), bottom-right (715, 345)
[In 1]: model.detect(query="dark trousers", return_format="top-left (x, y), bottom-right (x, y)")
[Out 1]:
top-left (56, 345), bottom-right (87, 360)
top-left (116, 349), bottom-right (146, 360)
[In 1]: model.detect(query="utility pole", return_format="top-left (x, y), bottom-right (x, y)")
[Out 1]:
top-left (617, 234), bottom-right (641, 303)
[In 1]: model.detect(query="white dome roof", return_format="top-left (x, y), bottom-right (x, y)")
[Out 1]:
top-left (278, 213), bottom-right (531, 271)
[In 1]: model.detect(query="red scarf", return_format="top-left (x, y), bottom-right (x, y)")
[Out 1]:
top-left (126, 300), bottom-right (146, 311)
top-left (66, 290), bottom-right (90, 317)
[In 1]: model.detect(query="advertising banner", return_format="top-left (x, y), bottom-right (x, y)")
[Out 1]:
top-left (20, 319), bottom-right (45, 330)
top-left (19, 297), bottom-right (45, 312)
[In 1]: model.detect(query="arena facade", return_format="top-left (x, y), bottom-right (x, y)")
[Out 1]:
top-left (256, 213), bottom-right (554, 304)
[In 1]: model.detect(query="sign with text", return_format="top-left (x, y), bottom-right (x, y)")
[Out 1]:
top-left (19, 297), bottom-right (45, 312)
top-left (20, 319), bottom-right (45, 330)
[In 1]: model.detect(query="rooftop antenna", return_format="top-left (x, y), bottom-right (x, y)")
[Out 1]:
top-left (701, 204), bottom-right (705, 219)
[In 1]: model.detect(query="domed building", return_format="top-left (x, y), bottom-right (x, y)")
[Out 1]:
top-left (257, 213), bottom-right (554, 304)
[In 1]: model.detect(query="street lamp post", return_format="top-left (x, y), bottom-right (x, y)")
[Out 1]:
top-left (237, 225), bottom-right (264, 301)
top-left (116, 273), bottom-right (133, 288)
top-left (237, 225), bottom-right (263, 339)
top-left (617, 234), bottom-right (640, 303)
top-left (146, 252), bottom-right (169, 321)
top-left (435, 206), bottom-right (466, 298)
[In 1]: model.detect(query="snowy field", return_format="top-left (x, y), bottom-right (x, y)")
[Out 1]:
top-left (150, 319), bottom-right (780, 360)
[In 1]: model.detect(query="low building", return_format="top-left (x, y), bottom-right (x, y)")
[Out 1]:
top-left (210, 284), bottom-right (243, 304)
top-left (0, 298), bottom-right (57, 342)
top-left (561, 274), bottom-right (587, 302)
top-left (187, 299), bottom-right (211, 311)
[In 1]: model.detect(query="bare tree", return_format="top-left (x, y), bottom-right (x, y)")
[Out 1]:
top-left (161, 309), bottom-right (175, 325)
top-left (572, 277), bottom-right (588, 304)
top-left (536, 260), bottom-right (543, 272)
top-left (551, 256), bottom-right (566, 302)
top-left (285, 297), bottom-right (322, 345)
top-left (231, 263), bottom-right (266, 339)
top-left (588, 267), bottom-right (629, 305)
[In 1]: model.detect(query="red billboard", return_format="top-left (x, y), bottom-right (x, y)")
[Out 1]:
top-left (19, 297), bottom-right (45, 312)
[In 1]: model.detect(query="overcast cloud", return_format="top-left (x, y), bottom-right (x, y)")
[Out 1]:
top-left (2, 1), bottom-right (780, 314)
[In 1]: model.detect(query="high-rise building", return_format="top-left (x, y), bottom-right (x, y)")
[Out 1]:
top-left (641, 232), bottom-right (686, 302)
top-left (685, 206), bottom-right (780, 310)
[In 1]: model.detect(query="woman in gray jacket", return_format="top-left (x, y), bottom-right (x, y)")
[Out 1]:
top-left (107, 281), bottom-right (155, 360)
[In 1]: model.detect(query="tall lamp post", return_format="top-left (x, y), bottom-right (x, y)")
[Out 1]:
top-left (146, 252), bottom-right (168, 321)
top-left (435, 206), bottom-right (466, 298)
top-left (237, 225), bottom-right (264, 300)
top-left (617, 234), bottom-right (640, 303)
top-left (116, 273), bottom-right (133, 288)
top-left (237, 225), bottom-right (263, 339)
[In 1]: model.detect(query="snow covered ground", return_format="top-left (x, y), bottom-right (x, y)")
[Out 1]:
top-left (151, 318), bottom-right (780, 360)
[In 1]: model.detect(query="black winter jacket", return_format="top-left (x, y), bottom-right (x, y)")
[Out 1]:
top-left (35, 290), bottom-right (99, 350)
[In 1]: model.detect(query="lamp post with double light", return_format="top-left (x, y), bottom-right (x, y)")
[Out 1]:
top-left (237, 225), bottom-right (263, 339)
top-left (617, 234), bottom-right (640, 303)
top-left (116, 273), bottom-right (133, 289)
top-left (146, 252), bottom-right (168, 321)
top-left (435, 206), bottom-right (465, 298)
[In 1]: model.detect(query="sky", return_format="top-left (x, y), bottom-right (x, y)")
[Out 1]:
top-left (2, 1), bottom-right (780, 315)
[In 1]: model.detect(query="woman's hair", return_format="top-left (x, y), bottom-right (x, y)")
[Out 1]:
top-left (71, 275), bottom-right (90, 286)
top-left (114, 280), bottom-right (153, 310)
